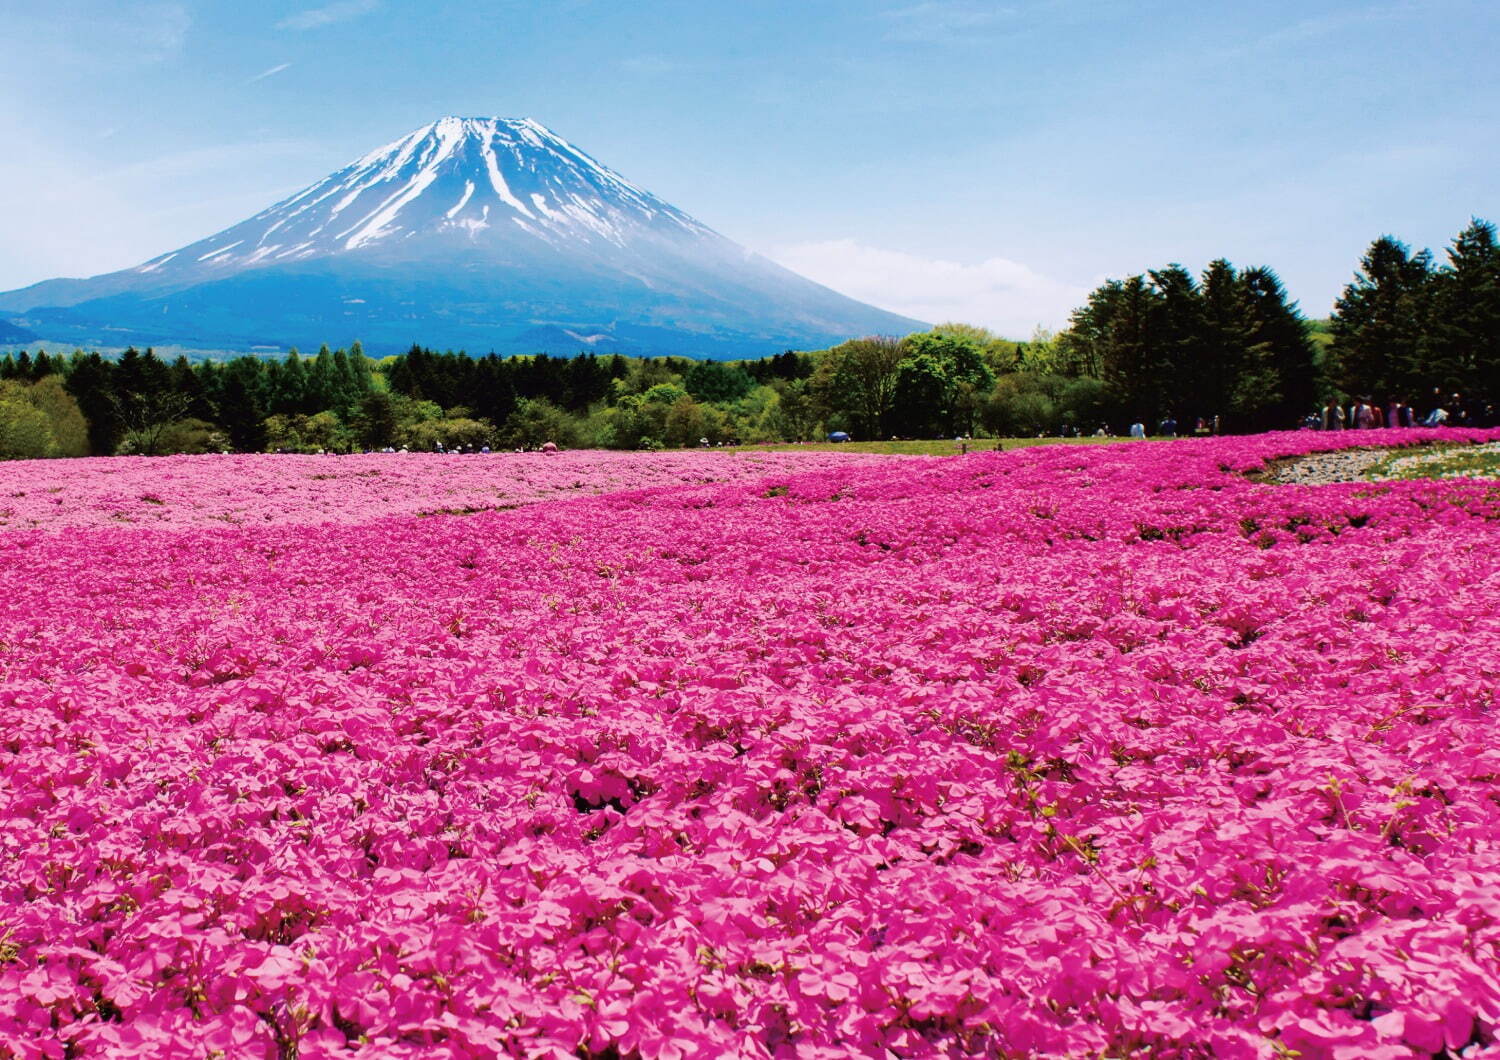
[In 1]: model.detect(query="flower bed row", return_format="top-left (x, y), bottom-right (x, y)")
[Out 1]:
top-left (0, 449), bottom-right (885, 530)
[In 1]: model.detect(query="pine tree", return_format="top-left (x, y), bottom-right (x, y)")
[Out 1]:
top-left (273, 350), bottom-right (309, 415)
top-left (348, 341), bottom-right (376, 398)
top-left (1330, 236), bottom-right (1434, 400)
top-left (216, 358), bottom-right (269, 451)
top-left (308, 345), bottom-right (338, 412)
top-left (1057, 280), bottom-right (1125, 380)
top-left (1198, 259), bottom-right (1244, 420)
top-left (1147, 265), bottom-right (1206, 419)
top-left (169, 356), bottom-right (214, 421)
top-left (1235, 267), bottom-right (1317, 430)
top-left (1422, 218), bottom-right (1500, 400)
top-left (62, 352), bottom-right (119, 454)
top-left (1099, 276), bottom-right (1161, 421)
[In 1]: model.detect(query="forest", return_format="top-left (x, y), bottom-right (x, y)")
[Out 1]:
top-left (0, 218), bottom-right (1496, 458)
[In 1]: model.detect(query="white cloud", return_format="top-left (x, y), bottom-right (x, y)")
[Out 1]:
top-left (246, 61), bottom-right (292, 84)
top-left (771, 239), bottom-right (1088, 337)
top-left (276, 0), bottom-right (379, 31)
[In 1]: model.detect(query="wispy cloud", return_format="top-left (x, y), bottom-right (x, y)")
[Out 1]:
top-left (1238, 1), bottom-right (1429, 54)
top-left (246, 62), bottom-right (293, 84)
top-left (772, 239), bottom-right (1089, 336)
top-left (4, 2), bottom-right (192, 65)
top-left (276, 0), bottom-right (379, 31)
top-left (878, 0), bottom-right (1105, 46)
top-left (118, 2), bottom-right (191, 61)
top-left (881, 1), bottom-right (1019, 43)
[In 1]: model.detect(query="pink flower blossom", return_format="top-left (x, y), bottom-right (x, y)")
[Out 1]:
top-left (0, 429), bottom-right (1497, 1056)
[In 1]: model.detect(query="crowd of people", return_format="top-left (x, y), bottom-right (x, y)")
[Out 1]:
top-left (1304, 392), bottom-right (1499, 431)
top-left (1047, 394), bottom-right (1500, 441)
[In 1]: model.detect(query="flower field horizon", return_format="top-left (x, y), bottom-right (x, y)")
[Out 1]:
top-left (2, 430), bottom-right (1499, 1058)
top-left (0, 449), bottom-right (891, 531)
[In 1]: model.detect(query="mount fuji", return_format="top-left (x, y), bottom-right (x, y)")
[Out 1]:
top-left (0, 117), bottom-right (924, 356)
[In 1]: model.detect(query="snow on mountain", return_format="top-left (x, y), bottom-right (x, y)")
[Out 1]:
top-left (0, 117), bottom-right (925, 356)
top-left (133, 118), bottom-right (714, 275)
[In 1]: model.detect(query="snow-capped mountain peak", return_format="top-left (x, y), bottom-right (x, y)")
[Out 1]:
top-left (135, 116), bottom-right (709, 274)
top-left (0, 116), bottom-right (925, 356)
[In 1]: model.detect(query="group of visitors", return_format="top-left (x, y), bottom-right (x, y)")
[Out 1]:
top-left (279, 440), bottom-right (568, 455)
top-left (1308, 392), bottom-right (1499, 431)
top-left (1117, 415), bottom-right (1219, 439)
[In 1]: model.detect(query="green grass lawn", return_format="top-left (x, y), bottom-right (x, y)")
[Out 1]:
top-left (728, 436), bottom-right (1168, 456)
top-left (1361, 442), bottom-right (1500, 481)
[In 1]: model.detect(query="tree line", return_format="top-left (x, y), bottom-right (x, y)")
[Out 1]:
top-left (1, 218), bottom-right (1495, 459)
top-left (0, 344), bottom-right (820, 456)
top-left (1003, 217), bottom-right (1498, 435)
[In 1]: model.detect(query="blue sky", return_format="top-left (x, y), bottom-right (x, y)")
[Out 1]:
top-left (0, 0), bottom-right (1494, 336)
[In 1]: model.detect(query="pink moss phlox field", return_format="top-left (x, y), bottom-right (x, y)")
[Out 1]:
top-left (0, 450), bottom-right (886, 529)
top-left (1, 429), bottom-right (1498, 1059)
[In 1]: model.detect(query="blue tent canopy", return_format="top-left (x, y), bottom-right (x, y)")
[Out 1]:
top-left (827, 431), bottom-right (851, 442)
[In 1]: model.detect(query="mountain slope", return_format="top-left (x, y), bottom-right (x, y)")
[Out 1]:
top-left (0, 319), bottom-right (37, 345)
top-left (0, 118), bottom-right (925, 356)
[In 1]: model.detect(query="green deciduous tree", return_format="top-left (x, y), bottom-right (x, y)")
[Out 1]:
top-left (888, 354), bottom-right (951, 437)
top-left (0, 385), bottom-right (55, 459)
top-left (810, 335), bottom-right (904, 439)
top-left (499, 398), bottom-right (579, 449)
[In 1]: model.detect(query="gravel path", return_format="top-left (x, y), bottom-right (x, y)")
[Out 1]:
top-left (1261, 447), bottom-right (1395, 484)
top-left (1263, 440), bottom-right (1500, 484)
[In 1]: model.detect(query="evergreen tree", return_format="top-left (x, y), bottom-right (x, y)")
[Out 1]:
top-left (169, 356), bottom-right (215, 421)
top-left (1099, 276), bottom-right (1162, 420)
top-left (347, 341), bottom-right (376, 400)
top-left (1234, 267), bottom-right (1317, 430)
top-left (1198, 259), bottom-right (1245, 419)
top-left (307, 345), bottom-right (338, 412)
top-left (1055, 281), bottom-right (1124, 380)
top-left (1422, 218), bottom-right (1500, 399)
top-left (1147, 265), bottom-right (1206, 417)
top-left (470, 355), bottom-right (517, 424)
top-left (330, 348), bottom-right (361, 414)
top-left (63, 352), bottom-right (119, 454)
top-left (216, 358), bottom-right (269, 451)
top-left (1330, 236), bottom-right (1434, 399)
top-left (273, 351), bottom-right (309, 414)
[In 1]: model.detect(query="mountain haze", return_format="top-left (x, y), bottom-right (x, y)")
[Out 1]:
top-left (0, 117), bottom-right (924, 356)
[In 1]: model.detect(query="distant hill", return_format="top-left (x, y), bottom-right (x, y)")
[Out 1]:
top-left (0, 117), bottom-right (925, 357)
top-left (0, 319), bottom-right (36, 345)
